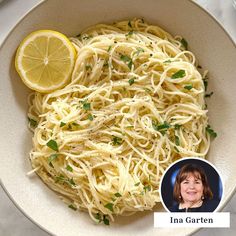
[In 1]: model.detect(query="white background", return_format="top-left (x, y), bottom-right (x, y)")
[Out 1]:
top-left (0, 0), bottom-right (236, 235)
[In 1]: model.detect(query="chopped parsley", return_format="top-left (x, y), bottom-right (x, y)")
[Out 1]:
top-left (114, 192), bottom-right (122, 197)
top-left (48, 153), bottom-right (58, 167)
top-left (184, 84), bottom-right (193, 90)
top-left (46, 139), bottom-right (59, 152)
top-left (152, 121), bottom-right (170, 132)
top-left (205, 91), bottom-right (213, 98)
top-left (175, 135), bottom-right (180, 146)
top-left (104, 203), bottom-right (114, 212)
top-left (143, 185), bottom-right (151, 192)
top-left (203, 77), bottom-right (208, 91)
top-left (128, 21), bottom-right (132, 28)
top-left (180, 38), bottom-right (188, 50)
top-left (28, 117), bottom-right (37, 128)
top-left (112, 136), bottom-right (122, 145)
top-left (135, 182), bottom-right (140, 186)
top-left (171, 69), bottom-right (186, 79)
top-left (134, 47), bottom-right (144, 56)
top-left (126, 31), bottom-right (134, 37)
top-left (85, 65), bottom-right (92, 70)
top-left (163, 59), bottom-right (172, 63)
top-left (82, 101), bottom-right (91, 110)
top-left (107, 45), bottom-right (112, 52)
top-left (103, 215), bottom-right (110, 225)
top-left (88, 114), bottom-right (94, 121)
top-left (206, 125), bottom-right (217, 138)
top-left (174, 124), bottom-right (182, 130)
top-left (174, 146), bottom-right (180, 153)
top-left (128, 78), bottom-right (135, 85)
top-left (66, 165), bottom-right (73, 172)
top-left (120, 54), bottom-right (133, 70)
top-left (68, 204), bottom-right (77, 211)
top-left (60, 122), bottom-right (66, 127)
top-left (55, 174), bottom-right (76, 187)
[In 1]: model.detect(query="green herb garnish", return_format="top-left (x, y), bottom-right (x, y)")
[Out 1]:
top-left (175, 135), bottom-right (180, 146)
top-left (107, 45), bottom-right (112, 52)
top-left (95, 213), bottom-right (102, 222)
top-left (128, 21), bottom-right (132, 27)
top-left (126, 31), bottom-right (134, 37)
top-left (152, 121), bottom-right (170, 131)
top-left (184, 84), bottom-right (193, 90)
top-left (86, 65), bottom-right (92, 70)
top-left (114, 192), bottom-right (122, 197)
top-left (60, 122), bottom-right (66, 127)
top-left (180, 38), bottom-right (188, 50)
top-left (112, 136), bottom-right (122, 145)
top-left (66, 165), bottom-right (73, 172)
top-left (120, 54), bottom-right (133, 70)
top-left (55, 175), bottom-right (76, 187)
top-left (203, 78), bottom-right (208, 91)
top-left (88, 114), bottom-right (94, 121)
top-left (143, 185), bottom-right (151, 192)
top-left (134, 47), bottom-right (144, 56)
top-left (206, 125), bottom-right (217, 138)
top-left (103, 215), bottom-right (110, 225)
top-left (174, 146), bottom-right (180, 153)
top-left (104, 203), bottom-right (114, 212)
top-left (28, 117), bottom-right (37, 128)
top-left (135, 182), bottom-right (140, 186)
top-left (171, 69), bottom-right (186, 79)
top-left (68, 204), bottom-right (77, 211)
top-left (128, 78), bottom-right (135, 85)
top-left (46, 139), bottom-right (59, 152)
top-left (48, 153), bottom-right (58, 167)
top-left (163, 59), bottom-right (172, 63)
top-left (174, 124), bottom-right (181, 130)
top-left (82, 102), bottom-right (91, 110)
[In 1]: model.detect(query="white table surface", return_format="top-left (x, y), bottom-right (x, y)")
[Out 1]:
top-left (0, 0), bottom-right (236, 235)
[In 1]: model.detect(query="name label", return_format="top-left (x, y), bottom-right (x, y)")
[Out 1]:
top-left (154, 213), bottom-right (230, 228)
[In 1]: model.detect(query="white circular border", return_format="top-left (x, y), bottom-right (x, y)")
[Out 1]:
top-left (159, 157), bottom-right (224, 213)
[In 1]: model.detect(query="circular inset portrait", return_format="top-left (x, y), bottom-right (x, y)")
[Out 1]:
top-left (160, 158), bottom-right (223, 212)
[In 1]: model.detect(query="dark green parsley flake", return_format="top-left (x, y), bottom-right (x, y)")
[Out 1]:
top-left (112, 136), bottom-right (122, 145)
top-left (180, 38), bottom-right (188, 50)
top-left (206, 125), bottom-right (217, 138)
top-left (86, 65), bottom-right (92, 70)
top-left (171, 70), bottom-right (186, 79)
top-left (28, 117), bottom-right (37, 128)
top-left (134, 47), bottom-right (144, 56)
top-left (66, 165), bottom-right (73, 172)
top-left (205, 91), bottom-right (213, 98)
top-left (174, 124), bottom-right (181, 130)
top-left (107, 45), bottom-right (112, 52)
top-left (126, 31), bottom-right (134, 37)
top-left (174, 146), bottom-right (180, 153)
top-left (128, 21), bottom-right (132, 28)
top-left (48, 153), bottom-right (58, 167)
top-left (163, 59), bottom-right (172, 63)
top-left (203, 78), bottom-right (208, 91)
top-left (114, 192), bottom-right (122, 197)
top-left (120, 54), bottom-right (133, 70)
top-left (103, 215), bottom-right (110, 225)
top-left (104, 203), bottom-right (114, 212)
top-left (46, 139), bottom-right (59, 152)
top-left (82, 102), bottom-right (91, 110)
top-left (68, 204), bottom-right (77, 211)
top-left (152, 121), bottom-right (170, 131)
top-left (60, 122), bottom-right (66, 127)
top-left (175, 135), bottom-right (180, 146)
top-left (184, 84), bottom-right (193, 90)
top-left (95, 213), bottom-right (102, 222)
top-left (88, 114), bottom-right (94, 121)
top-left (55, 175), bottom-right (76, 187)
top-left (143, 185), bottom-right (151, 192)
top-left (128, 78), bottom-right (135, 85)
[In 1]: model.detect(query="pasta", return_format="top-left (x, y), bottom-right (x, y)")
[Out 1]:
top-left (27, 19), bottom-right (210, 224)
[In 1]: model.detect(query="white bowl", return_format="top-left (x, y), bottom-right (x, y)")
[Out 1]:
top-left (0, 0), bottom-right (236, 236)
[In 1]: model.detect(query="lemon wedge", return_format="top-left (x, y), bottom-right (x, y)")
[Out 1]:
top-left (15, 30), bottom-right (76, 93)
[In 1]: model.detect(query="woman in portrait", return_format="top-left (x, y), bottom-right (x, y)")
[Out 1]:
top-left (169, 163), bottom-right (220, 212)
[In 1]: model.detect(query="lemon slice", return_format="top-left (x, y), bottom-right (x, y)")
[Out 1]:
top-left (15, 30), bottom-right (76, 93)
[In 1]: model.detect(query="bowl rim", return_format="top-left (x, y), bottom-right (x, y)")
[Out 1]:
top-left (0, 0), bottom-right (235, 236)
